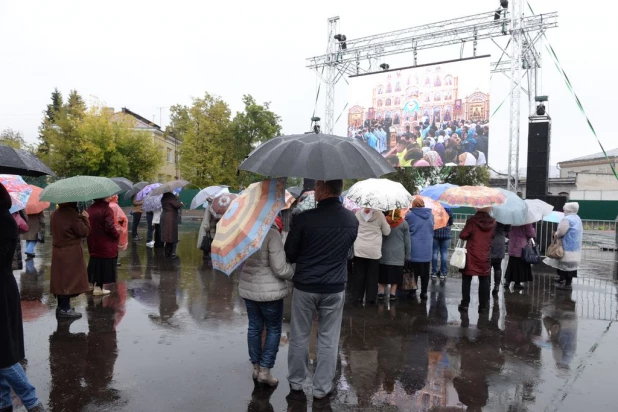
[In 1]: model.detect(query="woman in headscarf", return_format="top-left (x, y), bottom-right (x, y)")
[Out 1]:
top-left (424, 151), bottom-right (443, 167)
top-left (378, 209), bottom-right (410, 301)
top-left (434, 135), bottom-right (446, 159)
top-left (544, 202), bottom-right (583, 290)
top-left (86, 198), bottom-right (120, 296)
top-left (473, 150), bottom-right (487, 166)
top-left (51, 202), bottom-right (91, 318)
top-left (0, 184), bottom-right (46, 412)
top-left (405, 198), bottom-right (435, 300)
top-left (353, 207), bottom-right (391, 304)
top-left (458, 152), bottom-right (477, 166)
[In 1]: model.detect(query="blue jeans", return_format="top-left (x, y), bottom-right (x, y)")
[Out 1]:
top-left (244, 298), bottom-right (283, 369)
top-left (146, 212), bottom-right (154, 243)
top-left (0, 362), bottom-right (40, 410)
top-left (432, 238), bottom-right (450, 275)
top-left (25, 241), bottom-right (37, 255)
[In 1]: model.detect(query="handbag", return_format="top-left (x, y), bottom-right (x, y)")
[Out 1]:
top-left (200, 232), bottom-right (213, 253)
top-left (401, 264), bottom-right (418, 291)
top-left (36, 231), bottom-right (45, 243)
top-left (547, 237), bottom-right (564, 259)
top-left (450, 240), bottom-right (467, 269)
top-left (522, 239), bottom-right (542, 264)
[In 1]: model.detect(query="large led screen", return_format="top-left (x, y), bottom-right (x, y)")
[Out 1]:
top-left (347, 56), bottom-right (491, 167)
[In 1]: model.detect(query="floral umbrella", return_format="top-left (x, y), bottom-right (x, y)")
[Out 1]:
top-left (412, 196), bottom-right (449, 229)
top-left (346, 178), bottom-right (413, 211)
top-left (136, 183), bottom-right (161, 202)
top-left (438, 186), bottom-right (507, 208)
top-left (0, 174), bottom-right (33, 213)
top-left (210, 193), bottom-right (238, 219)
top-left (212, 178), bottom-right (286, 275)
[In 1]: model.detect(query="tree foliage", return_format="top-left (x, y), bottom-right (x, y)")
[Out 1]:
top-left (169, 93), bottom-right (282, 188)
top-left (39, 96), bottom-right (164, 181)
top-left (0, 128), bottom-right (25, 149)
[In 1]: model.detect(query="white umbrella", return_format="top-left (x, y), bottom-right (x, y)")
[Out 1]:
top-left (524, 199), bottom-right (554, 223)
top-left (345, 178), bottom-right (413, 211)
top-left (190, 186), bottom-right (229, 210)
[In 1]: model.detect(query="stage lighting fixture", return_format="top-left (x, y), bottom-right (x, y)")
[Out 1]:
top-left (500, 0), bottom-right (508, 8)
top-left (334, 34), bottom-right (347, 50)
top-left (536, 104), bottom-right (546, 116)
top-left (311, 116), bottom-right (321, 122)
top-left (380, 63), bottom-right (390, 71)
top-left (494, 9), bottom-right (502, 20)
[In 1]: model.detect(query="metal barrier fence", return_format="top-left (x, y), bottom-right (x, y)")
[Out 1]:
top-left (450, 214), bottom-right (618, 263)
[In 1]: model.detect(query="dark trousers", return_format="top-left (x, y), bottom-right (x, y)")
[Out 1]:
top-left (353, 257), bottom-right (379, 302)
top-left (244, 298), bottom-right (284, 368)
top-left (410, 261), bottom-right (430, 294)
top-left (461, 275), bottom-right (490, 308)
top-left (164, 242), bottom-right (177, 257)
top-left (491, 258), bottom-right (503, 288)
top-left (146, 212), bottom-right (154, 242)
top-left (154, 224), bottom-right (164, 248)
top-left (57, 296), bottom-right (71, 311)
top-left (132, 212), bottom-right (142, 238)
top-left (557, 269), bottom-right (577, 286)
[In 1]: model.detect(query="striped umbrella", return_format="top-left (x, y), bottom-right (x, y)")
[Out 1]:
top-left (211, 178), bottom-right (287, 276)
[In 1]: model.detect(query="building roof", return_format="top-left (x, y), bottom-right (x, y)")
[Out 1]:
top-left (559, 148), bottom-right (618, 164)
top-left (120, 107), bottom-right (161, 130)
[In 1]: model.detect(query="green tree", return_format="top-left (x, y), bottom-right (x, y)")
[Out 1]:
top-left (172, 93), bottom-right (234, 188)
top-left (387, 166), bottom-right (490, 194)
top-left (38, 88), bottom-right (64, 155)
top-left (66, 90), bottom-right (87, 119)
top-left (231, 95), bottom-right (283, 186)
top-left (41, 105), bottom-right (163, 180)
top-left (0, 128), bottom-right (25, 149)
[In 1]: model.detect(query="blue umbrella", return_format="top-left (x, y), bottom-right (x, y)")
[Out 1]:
top-left (419, 183), bottom-right (459, 208)
top-left (492, 189), bottom-right (527, 225)
top-left (543, 211), bottom-right (564, 224)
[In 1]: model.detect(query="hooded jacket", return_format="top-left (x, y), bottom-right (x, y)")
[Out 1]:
top-left (405, 207), bottom-right (435, 262)
top-left (459, 211), bottom-right (496, 276)
top-left (353, 210), bottom-right (391, 260)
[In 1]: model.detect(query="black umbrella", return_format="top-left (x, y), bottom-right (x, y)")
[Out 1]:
top-left (123, 181), bottom-right (149, 201)
top-left (0, 145), bottom-right (56, 177)
top-left (110, 177), bottom-right (133, 192)
top-left (239, 133), bottom-right (395, 180)
top-left (287, 186), bottom-right (302, 198)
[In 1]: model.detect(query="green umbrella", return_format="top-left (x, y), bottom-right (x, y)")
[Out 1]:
top-left (40, 176), bottom-right (122, 203)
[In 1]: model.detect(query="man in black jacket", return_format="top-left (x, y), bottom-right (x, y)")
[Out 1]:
top-left (285, 179), bottom-right (358, 402)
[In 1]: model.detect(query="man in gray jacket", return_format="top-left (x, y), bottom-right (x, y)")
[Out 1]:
top-left (285, 180), bottom-right (358, 403)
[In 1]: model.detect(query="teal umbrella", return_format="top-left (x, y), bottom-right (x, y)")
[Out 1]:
top-left (40, 176), bottom-right (121, 203)
top-left (492, 189), bottom-right (527, 225)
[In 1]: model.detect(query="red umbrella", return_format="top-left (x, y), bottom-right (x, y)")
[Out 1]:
top-left (25, 185), bottom-right (50, 215)
top-left (210, 193), bottom-right (238, 219)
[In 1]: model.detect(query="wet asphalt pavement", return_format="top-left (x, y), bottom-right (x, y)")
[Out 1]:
top-left (12, 223), bottom-right (618, 411)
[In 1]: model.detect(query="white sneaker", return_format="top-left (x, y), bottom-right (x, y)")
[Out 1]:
top-left (93, 286), bottom-right (111, 296)
top-left (146, 241), bottom-right (155, 248)
top-left (88, 283), bottom-right (94, 291)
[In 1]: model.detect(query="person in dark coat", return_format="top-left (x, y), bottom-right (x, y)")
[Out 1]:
top-left (51, 203), bottom-right (91, 319)
top-left (458, 208), bottom-right (496, 313)
top-left (405, 197), bottom-right (435, 300)
top-left (160, 192), bottom-right (182, 258)
top-left (87, 199), bottom-right (120, 296)
top-left (23, 211), bottom-right (45, 259)
top-left (0, 184), bottom-right (46, 412)
top-left (490, 223), bottom-right (510, 295)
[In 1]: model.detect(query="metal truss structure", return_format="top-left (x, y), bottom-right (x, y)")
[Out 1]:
top-left (306, 0), bottom-right (558, 192)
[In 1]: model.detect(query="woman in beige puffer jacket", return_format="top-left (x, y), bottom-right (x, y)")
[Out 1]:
top-left (238, 221), bottom-right (293, 387)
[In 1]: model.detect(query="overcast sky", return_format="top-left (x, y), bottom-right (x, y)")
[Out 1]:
top-left (0, 0), bottom-right (615, 172)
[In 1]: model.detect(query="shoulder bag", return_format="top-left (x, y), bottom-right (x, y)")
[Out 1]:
top-left (450, 240), bottom-right (467, 269)
top-left (522, 239), bottom-right (542, 264)
top-left (546, 237), bottom-right (564, 259)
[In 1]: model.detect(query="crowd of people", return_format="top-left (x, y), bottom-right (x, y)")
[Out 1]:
top-left (350, 118), bottom-right (489, 168)
top-left (0, 178), bottom-right (585, 410)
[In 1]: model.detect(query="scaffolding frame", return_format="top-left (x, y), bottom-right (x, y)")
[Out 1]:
top-left (306, 2), bottom-right (557, 192)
